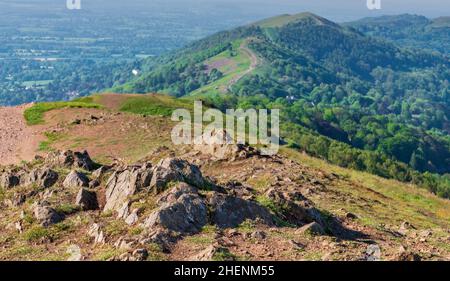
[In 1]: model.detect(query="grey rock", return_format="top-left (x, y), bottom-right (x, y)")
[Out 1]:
top-left (265, 188), bottom-right (325, 226)
top-left (131, 248), bottom-right (148, 261)
top-left (66, 244), bottom-right (82, 261)
top-left (63, 170), bottom-right (89, 188)
top-left (22, 168), bottom-right (58, 188)
top-left (191, 245), bottom-right (234, 261)
top-left (209, 193), bottom-right (273, 228)
top-left (250, 231), bottom-right (267, 240)
top-left (34, 203), bottom-right (64, 227)
top-left (365, 244), bottom-right (382, 261)
top-left (125, 209), bottom-right (139, 225)
top-left (103, 164), bottom-right (152, 213)
top-left (144, 183), bottom-right (207, 234)
top-left (0, 172), bottom-right (20, 189)
top-left (89, 179), bottom-right (100, 188)
top-left (88, 223), bottom-right (105, 244)
top-left (51, 150), bottom-right (95, 171)
top-left (149, 158), bottom-right (204, 193)
top-left (92, 166), bottom-right (111, 179)
top-left (75, 188), bottom-right (98, 210)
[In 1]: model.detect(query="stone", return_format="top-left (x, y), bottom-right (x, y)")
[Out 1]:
top-left (34, 203), bottom-right (64, 227)
top-left (117, 201), bottom-right (130, 220)
top-left (92, 165), bottom-right (111, 179)
top-left (125, 209), bottom-right (139, 225)
top-left (143, 183), bottom-right (207, 234)
top-left (364, 244), bottom-right (381, 261)
top-left (209, 193), bottom-right (273, 228)
top-left (398, 221), bottom-right (414, 236)
top-left (131, 248), bottom-right (149, 261)
top-left (66, 244), bottom-right (82, 261)
top-left (0, 172), bottom-right (20, 188)
top-left (265, 188), bottom-right (325, 227)
top-left (191, 245), bottom-right (234, 261)
top-left (250, 231), bottom-right (267, 240)
top-left (103, 164), bottom-right (152, 213)
top-left (296, 222), bottom-right (326, 236)
top-left (51, 150), bottom-right (96, 171)
top-left (75, 188), bottom-right (98, 210)
top-left (22, 168), bottom-right (58, 188)
top-left (89, 179), bottom-right (100, 188)
top-left (88, 223), bottom-right (105, 244)
top-left (63, 171), bottom-right (89, 188)
top-left (194, 129), bottom-right (258, 161)
top-left (149, 158), bottom-right (205, 193)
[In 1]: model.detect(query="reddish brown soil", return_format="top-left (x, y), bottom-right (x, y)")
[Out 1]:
top-left (0, 104), bottom-right (44, 166)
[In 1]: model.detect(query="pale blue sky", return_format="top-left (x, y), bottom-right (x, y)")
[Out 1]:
top-left (0, 0), bottom-right (448, 22)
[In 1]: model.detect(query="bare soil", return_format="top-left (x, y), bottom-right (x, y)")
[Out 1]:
top-left (0, 104), bottom-right (43, 166)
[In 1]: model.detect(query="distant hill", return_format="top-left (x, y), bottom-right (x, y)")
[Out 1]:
top-left (345, 14), bottom-right (450, 54)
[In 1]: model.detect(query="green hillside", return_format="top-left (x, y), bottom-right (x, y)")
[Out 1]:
top-left (346, 14), bottom-right (450, 54)
top-left (111, 13), bottom-right (450, 198)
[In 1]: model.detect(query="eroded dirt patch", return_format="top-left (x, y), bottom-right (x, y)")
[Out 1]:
top-left (0, 104), bottom-right (43, 165)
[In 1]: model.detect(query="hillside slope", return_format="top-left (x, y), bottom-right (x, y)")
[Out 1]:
top-left (0, 94), bottom-right (449, 261)
top-left (345, 14), bottom-right (450, 54)
top-left (111, 13), bottom-right (450, 198)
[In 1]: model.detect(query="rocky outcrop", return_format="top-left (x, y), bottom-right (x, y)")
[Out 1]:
top-left (265, 188), bottom-right (325, 227)
top-left (49, 150), bottom-right (96, 171)
top-left (143, 183), bottom-right (207, 234)
top-left (103, 163), bottom-right (153, 213)
top-left (75, 188), bottom-right (98, 210)
top-left (22, 168), bottom-right (58, 188)
top-left (0, 172), bottom-right (20, 189)
top-left (63, 171), bottom-right (89, 188)
top-left (209, 192), bottom-right (274, 228)
top-left (149, 158), bottom-right (205, 193)
top-left (34, 203), bottom-right (64, 227)
top-left (194, 129), bottom-right (259, 161)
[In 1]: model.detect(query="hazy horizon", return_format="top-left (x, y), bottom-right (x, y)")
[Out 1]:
top-left (0, 0), bottom-right (448, 24)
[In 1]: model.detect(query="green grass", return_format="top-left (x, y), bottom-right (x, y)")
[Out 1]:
top-left (54, 204), bottom-right (80, 215)
top-left (23, 226), bottom-right (51, 242)
top-left (119, 95), bottom-right (193, 117)
top-left (24, 101), bottom-right (102, 125)
top-left (38, 131), bottom-right (64, 151)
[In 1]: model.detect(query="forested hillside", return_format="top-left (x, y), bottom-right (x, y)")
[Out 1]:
top-left (112, 13), bottom-right (450, 198)
top-left (345, 14), bottom-right (450, 54)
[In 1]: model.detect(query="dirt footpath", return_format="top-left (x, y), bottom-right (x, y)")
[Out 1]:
top-left (0, 104), bottom-right (42, 166)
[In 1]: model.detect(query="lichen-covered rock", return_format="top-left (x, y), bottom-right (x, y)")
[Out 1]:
top-left (63, 170), bottom-right (89, 188)
top-left (143, 183), bottom-right (207, 234)
top-left (75, 188), bottom-right (98, 210)
top-left (149, 158), bottom-right (205, 193)
top-left (209, 193), bottom-right (273, 228)
top-left (22, 168), bottom-right (58, 188)
top-left (103, 164), bottom-right (152, 213)
top-left (34, 203), bottom-right (64, 227)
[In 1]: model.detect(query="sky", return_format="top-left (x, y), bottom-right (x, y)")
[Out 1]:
top-left (0, 0), bottom-right (448, 22)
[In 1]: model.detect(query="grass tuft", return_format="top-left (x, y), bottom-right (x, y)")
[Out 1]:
top-left (24, 101), bottom-right (101, 125)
